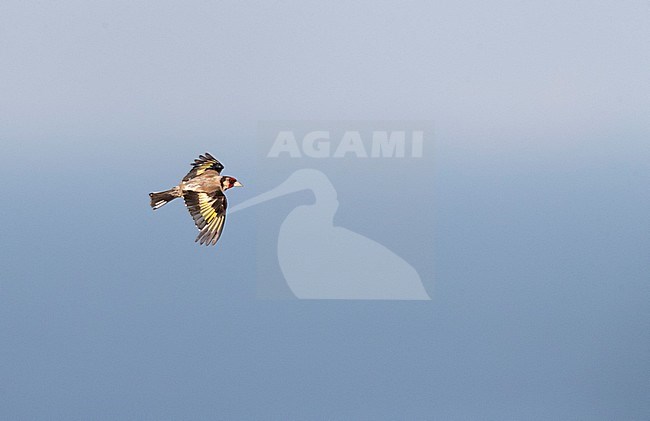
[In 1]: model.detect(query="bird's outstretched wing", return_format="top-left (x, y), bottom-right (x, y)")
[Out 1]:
top-left (183, 152), bottom-right (224, 181)
top-left (183, 190), bottom-right (228, 246)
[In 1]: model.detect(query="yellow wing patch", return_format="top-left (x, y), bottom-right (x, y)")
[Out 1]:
top-left (183, 191), bottom-right (228, 246)
top-left (183, 153), bottom-right (225, 181)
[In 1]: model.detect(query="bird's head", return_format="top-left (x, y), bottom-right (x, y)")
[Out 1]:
top-left (221, 176), bottom-right (243, 191)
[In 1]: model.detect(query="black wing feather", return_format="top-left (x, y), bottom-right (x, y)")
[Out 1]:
top-left (182, 190), bottom-right (228, 246)
top-left (183, 152), bottom-right (224, 181)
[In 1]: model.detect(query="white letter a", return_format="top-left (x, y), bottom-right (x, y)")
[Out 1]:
top-left (267, 131), bottom-right (301, 158)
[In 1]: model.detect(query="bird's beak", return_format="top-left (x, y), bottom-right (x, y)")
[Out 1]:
top-left (233, 181), bottom-right (243, 187)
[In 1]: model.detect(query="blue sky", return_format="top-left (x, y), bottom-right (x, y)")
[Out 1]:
top-left (1, 1), bottom-right (649, 419)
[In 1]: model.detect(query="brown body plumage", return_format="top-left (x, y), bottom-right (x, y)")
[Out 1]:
top-left (149, 153), bottom-right (242, 246)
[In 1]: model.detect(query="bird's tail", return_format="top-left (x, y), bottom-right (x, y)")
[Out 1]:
top-left (149, 187), bottom-right (181, 210)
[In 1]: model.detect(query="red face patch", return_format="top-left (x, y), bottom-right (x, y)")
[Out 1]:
top-left (222, 177), bottom-right (237, 190)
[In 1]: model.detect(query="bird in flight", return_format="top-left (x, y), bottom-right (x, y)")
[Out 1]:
top-left (149, 152), bottom-right (242, 246)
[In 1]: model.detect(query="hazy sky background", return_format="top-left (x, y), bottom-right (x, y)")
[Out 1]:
top-left (1, 1), bottom-right (649, 419)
